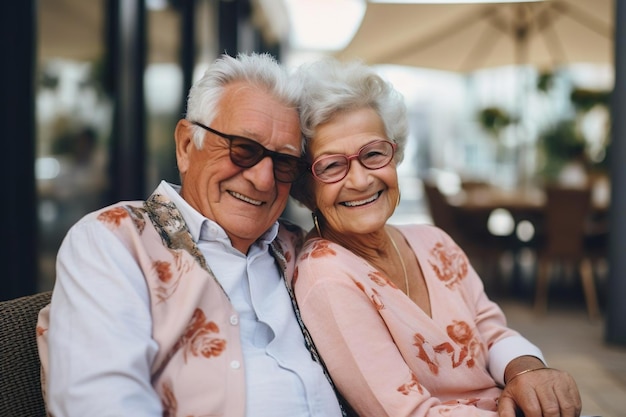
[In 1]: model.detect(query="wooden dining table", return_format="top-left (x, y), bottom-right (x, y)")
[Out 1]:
top-left (440, 180), bottom-right (610, 297)
top-left (442, 180), bottom-right (610, 251)
top-left (447, 186), bottom-right (545, 218)
top-left (446, 182), bottom-right (609, 223)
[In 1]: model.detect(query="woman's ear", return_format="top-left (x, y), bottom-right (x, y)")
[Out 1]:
top-left (174, 119), bottom-right (195, 177)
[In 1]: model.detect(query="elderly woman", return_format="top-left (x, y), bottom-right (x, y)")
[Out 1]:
top-left (290, 58), bottom-right (582, 417)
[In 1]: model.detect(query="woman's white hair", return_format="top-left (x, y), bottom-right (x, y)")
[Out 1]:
top-left (289, 58), bottom-right (409, 210)
top-left (295, 58), bottom-right (409, 163)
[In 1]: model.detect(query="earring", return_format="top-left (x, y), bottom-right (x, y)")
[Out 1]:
top-left (312, 211), bottom-right (323, 238)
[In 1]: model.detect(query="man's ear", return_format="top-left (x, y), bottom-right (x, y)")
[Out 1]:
top-left (175, 119), bottom-right (194, 176)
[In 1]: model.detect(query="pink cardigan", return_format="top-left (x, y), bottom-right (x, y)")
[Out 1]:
top-left (294, 224), bottom-right (523, 417)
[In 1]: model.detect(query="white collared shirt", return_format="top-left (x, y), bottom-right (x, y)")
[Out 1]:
top-left (171, 183), bottom-right (342, 417)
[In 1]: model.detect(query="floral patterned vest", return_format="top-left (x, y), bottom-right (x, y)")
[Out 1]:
top-left (39, 190), bottom-right (355, 417)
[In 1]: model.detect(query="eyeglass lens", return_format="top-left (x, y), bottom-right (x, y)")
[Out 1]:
top-left (229, 137), bottom-right (305, 182)
top-left (312, 140), bottom-right (396, 183)
top-left (191, 121), bottom-right (306, 183)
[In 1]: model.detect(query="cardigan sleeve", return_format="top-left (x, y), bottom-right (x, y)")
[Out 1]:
top-left (426, 225), bottom-right (546, 386)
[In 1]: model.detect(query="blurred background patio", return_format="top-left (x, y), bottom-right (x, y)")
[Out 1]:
top-left (2, 1), bottom-right (625, 414)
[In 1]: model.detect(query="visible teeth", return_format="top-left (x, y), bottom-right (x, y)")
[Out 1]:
top-left (230, 191), bottom-right (263, 206)
top-left (343, 192), bottom-right (379, 207)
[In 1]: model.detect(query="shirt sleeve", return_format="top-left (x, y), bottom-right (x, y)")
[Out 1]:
top-left (488, 336), bottom-right (546, 386)
top-left (45, 218), bottom-right (162, 416)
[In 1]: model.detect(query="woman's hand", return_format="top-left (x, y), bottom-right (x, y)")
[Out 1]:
top-left (497, 356), bottom-right (582, 417)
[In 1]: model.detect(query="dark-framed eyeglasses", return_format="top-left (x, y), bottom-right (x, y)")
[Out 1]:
top-left (311, 139), bottom-right (397, 184)
top-left (191, 121), bottom-right (307, 183)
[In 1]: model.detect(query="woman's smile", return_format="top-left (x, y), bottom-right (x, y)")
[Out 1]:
top-left (340, 190), bottom-right (383, 207)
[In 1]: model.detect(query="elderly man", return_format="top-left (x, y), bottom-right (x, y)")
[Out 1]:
top-left (37, 53), bottom-right (346, 417)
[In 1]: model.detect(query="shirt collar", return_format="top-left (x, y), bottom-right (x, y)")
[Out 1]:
top-left (157, 180), bottom-right (279, 247)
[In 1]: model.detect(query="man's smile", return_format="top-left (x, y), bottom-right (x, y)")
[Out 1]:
top-left (229, 190), bottom-right (265, 206)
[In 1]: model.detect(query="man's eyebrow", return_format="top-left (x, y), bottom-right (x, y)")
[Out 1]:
top-left (237, 128), bottom-right (300, 154)
top-left (282, 144), bottom-right (299, 153)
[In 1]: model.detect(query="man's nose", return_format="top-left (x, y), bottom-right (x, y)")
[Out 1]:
top-left (243, 156), bottom-right (275, 189)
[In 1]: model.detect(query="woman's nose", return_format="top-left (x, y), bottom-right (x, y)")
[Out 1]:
top-left (344, 159), bottom-right (371, 187)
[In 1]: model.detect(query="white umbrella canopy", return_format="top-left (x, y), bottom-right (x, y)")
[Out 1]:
top-left (335, 0), bottom-right (613, 72)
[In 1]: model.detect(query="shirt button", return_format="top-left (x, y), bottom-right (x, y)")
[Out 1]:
top-left (230, 360), bottom-right (241, 369)
top-left (230, 315), bottom-right (239, 325)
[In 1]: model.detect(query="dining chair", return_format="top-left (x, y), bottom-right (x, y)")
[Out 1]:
top-left (0, 291), bottom-right (51, 417)
top-left (533, 186), bottom-right (600, 319)
top-left (422, 180), bottom-right (461, 238)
